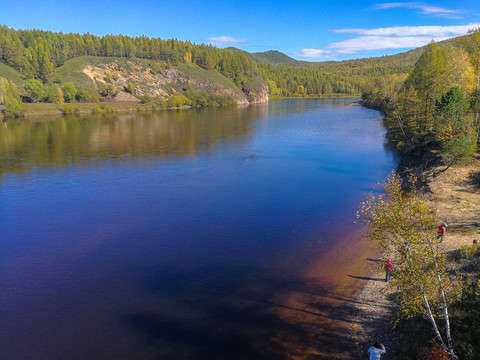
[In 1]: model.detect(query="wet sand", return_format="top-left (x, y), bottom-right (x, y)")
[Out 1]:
top-left (265, 225), bottom-right (383, 360)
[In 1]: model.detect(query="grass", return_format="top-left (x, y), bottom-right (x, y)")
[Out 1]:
top-left (0, 63), bottom-right (25, 88)
top-left (448, 242), bottom-right (480, 261)
top-left (18, 101), bottom-right (141, 117)
top-left (176, 63), bottom-right (243, 94)
top-left (50, 56), bottom-right (118, 89)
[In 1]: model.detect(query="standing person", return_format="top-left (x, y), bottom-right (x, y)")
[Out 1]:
top-left (385, 258), bottom-right (393, 282)
top-left (437, 223), bottom-right (447, 242)
top-left (368, 343), bottom-right (386, 360)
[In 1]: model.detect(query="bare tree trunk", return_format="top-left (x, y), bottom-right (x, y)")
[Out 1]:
top-left (423, 233), bottom-right (456, 358)
top-left (403, 241), bottom-right (451, 356)
top-left (421, 291), bottom-right (448, 351)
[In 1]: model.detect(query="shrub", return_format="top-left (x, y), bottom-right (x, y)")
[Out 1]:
top-left (23, 79), bottom-right (44, 102)
top-left (60, 104), bottom-right (78, 115)
top-left (125, 82), bottom-right (135, 94)
top-left (139, 95), bottom-right (153, 104)
top-left (154, 97), bottom-right (166, 108)
top-left (469, 171), bottom-right (480, 188)
top-left (44, 84), bottom-right (64, 103)
top-left (3, 97), bottom-right (24, 118)
top-left (417, 339), bottom-right (452, 360)
top-left (62, 82), bottom-right (77, 103)
top-left (96, 81), bottom-right (116, 97)
top-left (167, 93), bottom-right (190, 107)
top-left (104, 73), bottom-right (113, 84)
top-left (92, 103), bottom-right (117, 114)
top-left (75, 86), bottom-right (92, 102)
top-left (449, 243), bottom-right (480, 261)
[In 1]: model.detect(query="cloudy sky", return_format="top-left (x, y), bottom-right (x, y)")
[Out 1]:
top-left (1, 0), bottom-right (479, 61)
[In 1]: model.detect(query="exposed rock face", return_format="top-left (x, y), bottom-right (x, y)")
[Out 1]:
top-left (247, 84), bottom-right (269, 104)
top-left (82, 60), bottom-right (269, 105)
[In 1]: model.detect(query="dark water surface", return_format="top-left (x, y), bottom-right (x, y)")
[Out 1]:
top-left (0, 99), bottom-right (396, 360)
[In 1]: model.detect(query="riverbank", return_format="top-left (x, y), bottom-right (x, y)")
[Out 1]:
top-left (349, 156), bottom-right (480, 359)
top-left (0, 101), bottom-right (191, 118)
top-left (1, 96), bottom-right (363, 120)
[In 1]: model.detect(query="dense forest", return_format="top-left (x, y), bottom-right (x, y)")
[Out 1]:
top-left (0, 25), bottom-right (366, 116)
top-left (361, 29), bottom-right (480, 173)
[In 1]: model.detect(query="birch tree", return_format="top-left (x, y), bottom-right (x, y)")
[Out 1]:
top-left (358, 173), bottom-right (456, 358)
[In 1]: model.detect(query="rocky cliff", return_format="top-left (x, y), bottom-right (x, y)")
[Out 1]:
top-left (81, 60), bottom-right (269, 105)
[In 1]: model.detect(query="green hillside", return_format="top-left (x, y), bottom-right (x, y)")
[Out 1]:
top-left (0, 62), bottom-right (25, 88)
top-left (250, 50), bottom-right (305, 67)
top-left (308, 36), bottom-right (459, 77)
top-left (0, 24), bottom-right (474, 115)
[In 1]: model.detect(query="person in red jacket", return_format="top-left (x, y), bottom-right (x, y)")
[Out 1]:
top-left (385, 258), bottom-right (393, 282)
top-left (437, 223), bottom-right (447, 242)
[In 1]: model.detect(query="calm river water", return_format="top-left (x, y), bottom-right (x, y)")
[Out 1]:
top-left (0, 99), bottom-right (396, 360)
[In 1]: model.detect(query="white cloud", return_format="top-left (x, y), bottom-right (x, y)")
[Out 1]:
top-left (334, 24), bottom-right (480, 37)
top-left (329, 35), bottom-right (449, 54)
top-left (295, 48), bottom-right (335, 59)
top-left (295, 35), bottom-right (446, 59)
top-left (295, 23), bottom-right (480, 60)
top-left (206, 36), bottom-right (247, 47)
top-left (375, 2), bottom-right (464, 18)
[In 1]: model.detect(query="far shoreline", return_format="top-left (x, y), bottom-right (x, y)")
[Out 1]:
top-left (1, 95), bottom-right (363, 120)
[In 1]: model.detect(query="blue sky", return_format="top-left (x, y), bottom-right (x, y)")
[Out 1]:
top-left (1, 0), bottom-right (480, 61)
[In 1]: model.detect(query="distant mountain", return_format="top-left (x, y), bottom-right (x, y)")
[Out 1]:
top-left (250, 50), bottom-right (305, 67)
top-left (307, 37), bottom-right (459, 76)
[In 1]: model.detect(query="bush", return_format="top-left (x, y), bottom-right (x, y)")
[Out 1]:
top-left (60, 104), bottom-right (78, 115)
top-left (92, 103), bottom-right (117, 114)
top-left (96, 81), bottom-right (117, 97)
top-left (417, 339), bottom-right (452, 360)
top-left (139, 95), bottom-right (153, 103)
top-left (44, 84), bottom-right (64, 103)
top-left (125, 82), bottom-right (135, 94)
top-left (185, 89), bottom-right (236, 108)
top-left (449, 243), bottom-right (480, 261)
top-left (3, 97), bottom-right (24, 118)
top-left (104, 73), bottom-right (113, 84)
top-left (167, 93), bottom-right (190, 107)
top-left (62, 82), bottom-right (77, 103)
top-left (75, 86), bottom-right (93, 102)
top-left (154, 97), bottom-right (166, 108)
top-left (469, 171), bottom-right (480, 188)
top-left (23, 79), bottom-right (44, 102)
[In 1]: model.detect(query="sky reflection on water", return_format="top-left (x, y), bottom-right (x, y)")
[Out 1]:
top-left (0, 99), bottom-right (396, 360)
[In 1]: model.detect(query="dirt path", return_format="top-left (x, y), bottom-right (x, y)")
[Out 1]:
top-left (349, 158), bottom-right (480, 359)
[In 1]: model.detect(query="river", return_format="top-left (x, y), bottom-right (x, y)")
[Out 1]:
top-left (0, 99), bottom-right (396, 360)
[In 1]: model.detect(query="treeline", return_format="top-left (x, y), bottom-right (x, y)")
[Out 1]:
top-left (0, 25), bottom-right (366, 110)
top-left (362, 30), bottom-right (480, 170)
top-left (258, 63), bottom-right (361, 97)
top-left (0, 25), bottom-right (255, 86)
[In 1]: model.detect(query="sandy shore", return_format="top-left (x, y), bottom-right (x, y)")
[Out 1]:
top-left (349, 157), bottom-right (480, 359)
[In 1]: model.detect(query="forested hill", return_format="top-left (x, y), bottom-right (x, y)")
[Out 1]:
top-left (0, 25), bottom-right (365, 112)
top-left (250, 50), bottom-right (305, 67)
top-left (0, 24), bottom-right (471, 116)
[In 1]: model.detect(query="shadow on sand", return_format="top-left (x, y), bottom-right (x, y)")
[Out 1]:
top-left (121, 263), bottom-right (358, 359)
